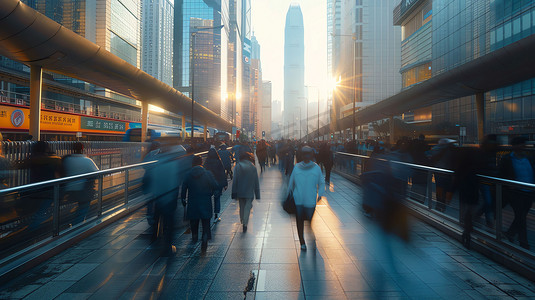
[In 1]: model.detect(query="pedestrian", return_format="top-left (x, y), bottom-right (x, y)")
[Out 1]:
top-left (231, 152), bottom-right (260, 232)
top-left (21, 141), bottom-right (62, 230)
top-left (256, 139), bottom-right (268, 172)
top-left (454, 147), bottom-right (480, 249)
top-left (218, 144), bottom-right (233, 180)
top-left (288, 146), bottom-right (324, 251)
top-left (430, 138), bottom-right (456, 212)
top-left (204, 147), bottom-right (228, 222)
top-left (61, 142), bottom-right (99, 224)
top-left (318, 143), bottom-right (333, 184)
top-left (150, 143), bottom-right (186, 255)
top-left (478, 135), bottom-right (499, 227)
top-left (499, 136), bottom-right (534, 249)
top-left (182, 155), bottom-right (218, 251)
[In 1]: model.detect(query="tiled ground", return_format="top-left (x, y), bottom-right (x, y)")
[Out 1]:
top-left (1, 166), bottom-right (534, 299)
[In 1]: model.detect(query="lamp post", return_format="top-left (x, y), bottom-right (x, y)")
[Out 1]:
top-left (331, 33), bottom-right (358, 140)
top-left (190, 24), bottom-right (224, 142)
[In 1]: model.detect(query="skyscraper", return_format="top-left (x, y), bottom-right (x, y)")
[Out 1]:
top-left (284, 2), bottom-right (305, 139)
top-left (141, 0), bottom-right (174, 86)
top-left (173, 0), bottom-right (221, 114)
top-left (261, 80), bottom-right (272, 139)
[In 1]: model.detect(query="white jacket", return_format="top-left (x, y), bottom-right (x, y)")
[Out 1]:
top-left (289, 161), bottom-right (324, 208)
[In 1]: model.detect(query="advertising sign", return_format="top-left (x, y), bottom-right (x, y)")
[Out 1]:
top-left (243, 38), bottom-right (251, 64)
top-left (0, 104), bottom-right (129, 135)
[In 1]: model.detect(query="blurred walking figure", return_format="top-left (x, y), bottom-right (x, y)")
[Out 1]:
top-left (204, 147), bottom-right (228, 222)
top-left (430, 138), bottom-right (457, 212)
top-left (454, 147), bottom-right (480, 249)
top-left (182, 155), bottom-right (218, 251)
top-left (21, 142), bottom-right (62, 230)
top-left (0, 138), bottom-right (11, 189)
top-left (478, 135), bottom-right (499, 227)
top-left (218, 144), bottom-right (233, 180)
top-left (288, 146), bottom-right (324, 251)
top-left (61, 142), bottom-right (99, 225)
top-left (232, 152), bottom-right (260, 232)
top-left (268, 144), bottom-right (277, 166)
top-left (499, 136), bottom-right (534, 249)
top-left (149, 143), bottom-right (186, 255)
top-left (318, 143), bottom-right (333, 184)
top-left (256, 139), bottom-right (268, 172)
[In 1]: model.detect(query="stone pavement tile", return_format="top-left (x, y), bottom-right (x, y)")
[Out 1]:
top-left (175, 256), bottom-right (224, 280)
top-left (23, 280), bottom-right (76, 300)
top-left (428, 284), bottom-right (473, 298)
top-left (12, 263), bottom-right (74, 285)
top-left (256, 264), bottom-right (301, 292)
top-left (262, 237), bottom-right (296, 249)
top-left (223, 248), bottom-right (262, 264)
top-left (53, 263), bottom-right (99, 281)
top-left (261, 248), bottom-right (298, 264)
top-left (473, 284), bottom-right (509, 297)
top-left (54, 292), bottom-right (92, 300)
top-left (337, 274), bottom-right (373, 292)
top-left (87, 277), bottom-right (134, 300)
top-left (464, 289), bottom-right (513, 300)
top-left (413, 270), bottom-right (451, 285)
top-left (0, 284), bottom-right (41, 299)
top-left (117, 292), bottom-right (159, 300)
top-left (300, 270), bottom-right (338, 281)
top-left (80, 249), bottom-right (118, 263)
top-left (452, 271), bottom-right (490, 289)
top-left (101, 234), bottom-right (138, 250)
top-left (302, 280), bottom-right (345, 296)
top-left (255, 291), bottom-right (304, 300)
top-left (346, 291), bottom-right (409, 299)
top-left (158, 279), bottom-right (211, 299)
top-left (204, 291), bottom-right (254, 300)
top-left (306, 295), bottom-right (348, 300)
top-left (229, 236), bottom-right (264, 249)
top-left (209, 263), bottom-right (258, 292)
top-left (496, 284), bottom-right (535, 298)
top-left (105, 248), bottom-right (145, 264)
top-left (48, 248), bottom-right (96, 264)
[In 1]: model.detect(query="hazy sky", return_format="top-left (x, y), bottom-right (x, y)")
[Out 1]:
top-left (251, 0), bottom-right (328, 114)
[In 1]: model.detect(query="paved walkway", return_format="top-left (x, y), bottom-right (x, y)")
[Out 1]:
top-left (1, 166), bottom-right (535, 299)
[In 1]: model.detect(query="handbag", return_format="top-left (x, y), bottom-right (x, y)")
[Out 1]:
top-left (282, 191), bottom-right (296, 214)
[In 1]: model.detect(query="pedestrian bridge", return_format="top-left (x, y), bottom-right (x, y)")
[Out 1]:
top-left (1, 163), bottom-right (534, 299)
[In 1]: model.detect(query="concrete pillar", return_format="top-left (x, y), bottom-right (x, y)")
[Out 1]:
top-left (389, 116), bottom-right (395, 146)
top-left (181, 115), bottom-right (186, 140)
top-left (476, 92), bottom-right (485, 143)
top-left (203, 123), bottom-right (208, 141)
top-left (141, 101), bottom-right (149, 142)
top-left (29, 66), bottom-right (43, 141)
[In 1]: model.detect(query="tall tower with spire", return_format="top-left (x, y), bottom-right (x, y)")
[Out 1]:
top-left (284, 2), bottom-right (305, 139)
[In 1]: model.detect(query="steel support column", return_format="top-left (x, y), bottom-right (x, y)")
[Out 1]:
top-left (182, 115), bottom-right (186, 140)
top-left (389, 116), bottom-right (395, 145)
top-left (203, 123), bottom-right (208, 141)
top-left (141, 101), bottom-right (149, 142)
top-left (29, 66), bottom-right (42, 141)
top-left (476, 92), bottom-right (485, 143)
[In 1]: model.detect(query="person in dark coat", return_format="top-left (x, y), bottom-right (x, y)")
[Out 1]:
top-left (182, 155), bottom-right (218, 251)
top-left (204, 148), bottom-right (228, 222)
top-left (256, 140), bottom-right (268, 172)
top-left (218, 144), bottom-right (233, 179)
top-left (430, 139), bottom-right (457, 212)
top-left (318, 143), bottom-right (334, 184)
top-left (499, 136), bottom-right (535, 249)
top-left (454, 147), bottom-right (480, 249)
top-left (21, 142), bottom-right (62, 230)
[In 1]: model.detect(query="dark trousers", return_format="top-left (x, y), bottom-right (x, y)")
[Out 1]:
top-left (324, 165), bottom-right (332, 183)
top-left (190, 218), bottom-right (210, 242)
top-left (153, 209), bottom-right (175, 250)
top-left (507, 191), bottom-right (533, 247)
top-left (214, 189), bottom-right (222, 214)
top-left (296, 206), bottom-right (315, 245)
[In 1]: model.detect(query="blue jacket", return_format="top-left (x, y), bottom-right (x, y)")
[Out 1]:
top-left (182, 166), bottom-right (218, 219)
top-left (204, 148), bottom-right (228, 188)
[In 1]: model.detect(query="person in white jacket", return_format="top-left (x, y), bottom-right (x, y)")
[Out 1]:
top-left (288, 146), bottom-right (324, 250)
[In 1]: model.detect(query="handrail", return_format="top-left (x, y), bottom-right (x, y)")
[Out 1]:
top-left (335, 151), bottom-right (535, 189)
top-left (0, 149), bottom-right (213, 196)
top-left (0, 160), bottom-right (157, 195)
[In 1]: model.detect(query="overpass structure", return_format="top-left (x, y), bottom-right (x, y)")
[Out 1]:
top-left (0, 0), bottom-right (232, 141)
top-left (306, 32), bottom-right (535, 142)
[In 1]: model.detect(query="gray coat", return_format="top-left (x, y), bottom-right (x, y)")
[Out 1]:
top-left (231, 161), bottom-right (260, 200)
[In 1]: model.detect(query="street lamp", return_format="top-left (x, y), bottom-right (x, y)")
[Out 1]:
top-left (190, 24), bottom-right (224, 141)
top-left (331, 33), bottom-right (358, 141)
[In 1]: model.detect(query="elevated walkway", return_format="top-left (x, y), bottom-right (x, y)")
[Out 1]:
top-left (1, 167), bottom-right (533, 299)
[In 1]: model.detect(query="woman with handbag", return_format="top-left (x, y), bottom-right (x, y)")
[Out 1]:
top-left (288, 146), bottom-right (324, 251)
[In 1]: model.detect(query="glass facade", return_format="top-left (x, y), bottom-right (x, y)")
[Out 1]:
top-left (110, 0), bottom-right (141, 66)
top-left (23, 0), bottom-right (86, 36)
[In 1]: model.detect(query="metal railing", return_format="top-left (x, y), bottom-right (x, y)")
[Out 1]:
top-left (334, 151), bottom-right (535, 259)
top-left (1, 141), bottom-right (149, 187)
top-left (0, 149), bottom-right (210, 262)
